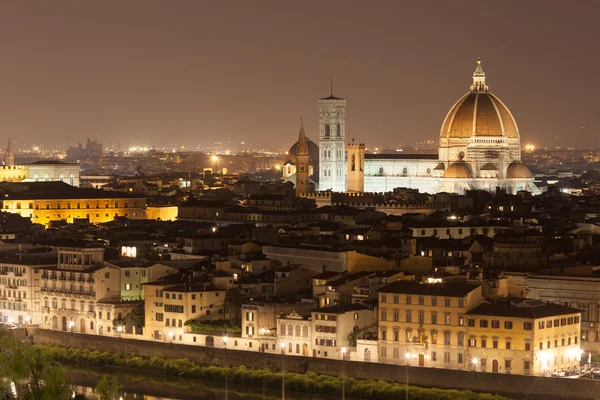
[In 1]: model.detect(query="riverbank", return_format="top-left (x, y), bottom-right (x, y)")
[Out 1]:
top-left (41, 345), bottom-right (509, 400)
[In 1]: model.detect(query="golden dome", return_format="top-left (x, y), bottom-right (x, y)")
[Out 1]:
top-left (440, 60), bottom-right (519, 140)
top-left (506, 162), bottom-right (532, 179)
top-left (443, 161), bottom-right (473, 179)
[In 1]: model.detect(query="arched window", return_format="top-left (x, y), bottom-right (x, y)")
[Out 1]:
top-left (295, 325), bottom-right (301, 337)
top-left (351, 154), bottom-right (356, 171)
top-left (280, 324), bottom-right (286, 336)
top-left (33, 173), bottom-right (39, 182)
top-left (70, 299), bottom-right (76, 310)
top-left (287, 324), bottom-right (293, 336)
top-left (69, 173), bottom-right (75, 186)
top-left (296, 343), bottom-right (300, 354)
top-left (364, 348), bottom-right (371, 362)
top-left (58, 173), bottom-right (64, 182)
top-left (302, 326), bottom-right (309, 337)
top-left (44, 173), bottom-right (50, 182)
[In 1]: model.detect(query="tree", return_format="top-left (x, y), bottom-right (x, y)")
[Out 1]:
top-left (225, 287), bottom-right (243, 324)
top-left (0, 332), bottom-right (72, 399)
top-left (113, 303), bottom-right (145, 334)
top-left (95, 375), bottom-right (121, 400)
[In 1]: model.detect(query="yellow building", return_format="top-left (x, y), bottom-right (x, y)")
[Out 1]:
top-left (465, 301), bottom-right (582, 376)
top-left (0, 182), bottom-right (146, 226)
top-left (146, 205), bottom-right (178, 221)
top-left (377, 281), bottom-right (484, 369)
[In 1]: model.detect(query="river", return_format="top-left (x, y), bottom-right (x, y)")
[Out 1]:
top-left (68, 366), bottom-right (351, 400)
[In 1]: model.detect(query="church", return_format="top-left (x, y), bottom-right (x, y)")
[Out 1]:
top-left (284, 60), bottom-right (539, 196)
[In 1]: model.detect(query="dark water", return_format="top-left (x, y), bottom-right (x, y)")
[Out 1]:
top-left (69, 366), bottom-right (349, 400)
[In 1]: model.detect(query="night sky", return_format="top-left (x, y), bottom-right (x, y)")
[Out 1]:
top-left (1, 0), bottom-right (599, 150)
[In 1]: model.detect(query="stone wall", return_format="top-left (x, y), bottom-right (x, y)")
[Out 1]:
top-left (28, 328), bottom-right (600, 400)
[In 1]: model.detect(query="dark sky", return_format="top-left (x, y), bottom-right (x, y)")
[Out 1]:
top-left (1, 0), bottom-right (599, 150)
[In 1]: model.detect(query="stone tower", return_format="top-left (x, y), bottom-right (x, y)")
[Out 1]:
top-left (346, 139), bottom-right (365, 193)
top-left (318, 83), bottom-right (346, 192)
top-left (295, 119), bottom-right (311, 196)
top-left (5, 138), bottom-right (14, 166)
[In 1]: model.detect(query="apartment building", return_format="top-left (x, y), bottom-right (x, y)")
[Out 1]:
top-left (0, 253), bottom-right (55, 325)
top-left (311, 303), bottom-right (377, 359)
top-left (119, 262), bottom-right (178, 300)
top-left (39, 246), bottom-right (121, 333)
top-left (144, 273), bottom-right (228, 342)
top-left (465, 301), bottom-right (581, 376)
top-left (377, 281), bottom-right (483, 369)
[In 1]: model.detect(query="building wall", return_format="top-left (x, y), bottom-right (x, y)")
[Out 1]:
top-left (0, 165), bottom-right (28, 182)
top-left (465, 313), bottom-right (581, 376)
top-left (1, 197), bottom-right (146, 225)
top-left (25, 163), bottom-right (80, 187)
top-left (39, 264), bottom-right (121, 334)
top-left (377, 287), bottom-right (484, 370)
top-left (0, 263), bottom-right (41, 325)
top-left (146, 206), bottom-right (178, 221)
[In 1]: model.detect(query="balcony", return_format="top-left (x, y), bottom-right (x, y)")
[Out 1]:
top-left (68, 276), bottom-right (76, 282)
top-left (41, 274), bottom-right (49, 279)
top-left (8, 284), bottom-right (18, 289)
top-left (59, 276), bottom-right (67, 281)
top-left (40, 287), bottom-right (94, 297)
top-left (77, 277), bottom-right (85, 282)
top-left (86, 278), bottom-right (95, 283)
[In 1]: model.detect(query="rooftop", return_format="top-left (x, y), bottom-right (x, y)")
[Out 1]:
top-left (466, 301), bottom-right (581, 319)
top-left (377, 281), bottom-right (480, 297)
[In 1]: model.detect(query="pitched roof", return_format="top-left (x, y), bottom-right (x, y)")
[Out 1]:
top-left (377, 281), bottom-right (480, 297)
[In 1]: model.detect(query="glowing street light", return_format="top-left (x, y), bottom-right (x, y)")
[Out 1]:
top-left (211, 155), bottom-right (219, 163)
top-left (341, 347), bottom-right (348, 400)
top-left (223, 336), bottom-right (228, 350)
top-left (68, 321), bottom-right (75, 332)
top-left (280, 342), bottom-right (287, 399)
top-left (404, 352), bottom-right (412, 400)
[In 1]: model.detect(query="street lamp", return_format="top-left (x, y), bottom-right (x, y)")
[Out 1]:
top-left (404, 352), bottom-right (412, 400)
top-left (68, 321), bottom-right (75, 333)
top-left (341, 347), bottom-right (347, 400)
top-left (116, 325), bottom-right (123, 338)
top-left (223, 336), bottom-right (228, 350)
top-left (280, 342), bottom-right (286, 400)
top-left (168, 331), bottom-right (174, 343)
top-left (471, 357), bottom-right (478, 370)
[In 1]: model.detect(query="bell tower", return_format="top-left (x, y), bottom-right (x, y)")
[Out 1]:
top-left (318, 81), bottom-right (346, 192)
top-left (5, 138), bottom-right (14, 166)
top-left (295, 119), bottom-right (311, 196)
top-left (346, 139), bottom-right (365, 193)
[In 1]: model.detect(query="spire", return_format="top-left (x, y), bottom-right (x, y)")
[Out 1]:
top-left (470, 58), bottom-right (488, 92)
top-left (297, 118), bottom-right (309, 155)
top-left (7, 138), bottom-right (13, 155)
top-left (330, 78), bottom-right (333, 97)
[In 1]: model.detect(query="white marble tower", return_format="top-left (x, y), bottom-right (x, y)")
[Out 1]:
top-left (318, 83), bottom-right (346, 192)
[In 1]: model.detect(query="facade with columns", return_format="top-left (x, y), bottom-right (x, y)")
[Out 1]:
top-left (287, 61), bottom-right (539, 196)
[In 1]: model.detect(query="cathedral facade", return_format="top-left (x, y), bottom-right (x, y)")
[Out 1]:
top-left (287, 60), bottom-right (539, 196)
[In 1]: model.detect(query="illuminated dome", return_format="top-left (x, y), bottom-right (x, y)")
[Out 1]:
top-left (443, 161), bottom-right (473, 179)
top-left (506, 162), bottom-right (533, 179)
top-left (440, 60), bottom-right (519, 140)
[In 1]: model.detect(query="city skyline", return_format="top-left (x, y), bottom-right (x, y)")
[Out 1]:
top-left (1, 1), bottom-right (599, 149)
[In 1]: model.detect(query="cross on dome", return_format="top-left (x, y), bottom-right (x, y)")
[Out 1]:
top-left (470, 58), bottom-right (488, 92)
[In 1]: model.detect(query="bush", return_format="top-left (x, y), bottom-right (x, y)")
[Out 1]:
top-left (35, 344), bottom-right (509, 400)
top-left (183, 319), bottom-right (242, 334)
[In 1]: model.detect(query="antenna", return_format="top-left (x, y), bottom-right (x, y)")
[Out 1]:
top-left (330, 78), bottom-right (333, 97)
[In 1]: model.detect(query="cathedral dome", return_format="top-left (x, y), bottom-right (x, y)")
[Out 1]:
top-left (506, 162), bottom-right (533, 179)
top-left (440, 60), bottom-right (519, 140)
top-left (443, 161), bottom-right (473, 179)
top-left (286, 138), bottom-right (319, 165)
